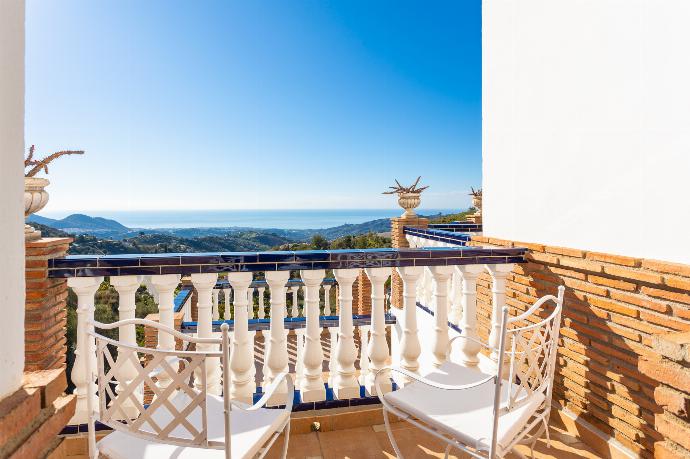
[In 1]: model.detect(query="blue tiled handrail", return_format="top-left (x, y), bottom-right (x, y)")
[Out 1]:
top-left (47, 247), bottom-right (526, 278)
top-left (428, 221), bottom-right (482, 233)
top-left (403, 227), bottom-right (473, 246)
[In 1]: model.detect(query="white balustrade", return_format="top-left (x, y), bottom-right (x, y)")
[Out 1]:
top-left (455, 265), bottom-right (484, 366)
top-left (324, 284), bottom-right (332, 315)
top-left (364, 268), bottom-right (391, 395)
top-left (223, 287), bottom-right (232, 320)
top-left (264, 272), bottom-right (290, 404)
top-left (110, 275), bottom-right (143, 417)
top-left (358, 326), bottom-right (370, 387)
top-left (395, 267), bottom-right (423, 385)
top-left (150, 274), bottom-right (182, 392)
top-left (68, 276), bottom-right (103, 424)
top-left (429, 266), bottom-right (453, 368)
top-left (290, 286), bottom-right (298, 318)
top-left (212, 288), bottom-right (220, 321)
top-left (257, 286), bottom-right (266, 319)
top-left (191, 273), bottom-right (221, 395)
top-left (299, 270), bottom-right (326, 402)
top-left (449, 271), bottom-right (463, 325)
top-left (332, 269), bottom-right (359, 399)
top-left (295, 329), bottom-right (305, 388)
top-left (226, 272), bottom-right (255, 402)
top-left (486, 264), bottom-right (514, 364)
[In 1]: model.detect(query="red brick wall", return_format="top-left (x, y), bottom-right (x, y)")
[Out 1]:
top-left (390, 216), bottom-right (428, 309)
top-left (24, 238), bottom-right (72, 372)
top-left (470, 235), bottom-right (690, 457)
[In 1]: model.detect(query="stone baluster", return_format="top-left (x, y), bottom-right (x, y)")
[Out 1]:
top-left (150, 274), bottom-right (181, 392)
top-left (332, 269), bottom-right (359, 399)
top-left (264, 272), bottom-right (290, 404)
top-left (449, 271), bottom-right (463, 325)
top-left (455, 265), bottom-right (484, 366)
top-left (295, 329), bottom-right (305, 388)
top-left (212, 288), bottom-right (220, 321)
top-left (364, 268), bottom-right (391, 395)
top-left (225, 272), bottom-right (254, 402)
top-left (358, 326), bottom-right (370, 387)
top-left (191, 273), bottom-right (221, 395)
top-left (430, 266), bottom-right (454, 368)
top-left (299, 270), bottom-right (326, 402)
top-left (257, 286), bottom-right (266, 319)
top-left (290, 286), bottom-right (298, 318)
top-left (68, 276), bottom-right (103, 424)
top-left (486, 264), bottom-right (514, 364)
top-left (324, 284), bottom-right (332, 315)
top-left (396, 267), bottom-right (423, 384)
top-left (223, 287), bottom-right (232, 320)
top-left (327, 327), bottom-right (338, 387)
top-left (110, 276), bottom-right (143, 417)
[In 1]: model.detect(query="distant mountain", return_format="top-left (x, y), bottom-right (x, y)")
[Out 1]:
top-left (28, 213), bottom-right (129, 237)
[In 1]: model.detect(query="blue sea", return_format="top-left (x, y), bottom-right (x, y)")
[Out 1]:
top-left (40, 208), bottom-right (459, 229)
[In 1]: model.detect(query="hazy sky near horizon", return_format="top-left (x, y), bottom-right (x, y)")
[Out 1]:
top-left (26, 0), bottom-right (481, 212)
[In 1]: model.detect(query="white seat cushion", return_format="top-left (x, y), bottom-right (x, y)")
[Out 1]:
top-left (384, 362), bottom-right (544, 454)
top-left (98, 392), bottom-right (289, 459)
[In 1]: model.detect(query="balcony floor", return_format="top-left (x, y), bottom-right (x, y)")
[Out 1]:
top-left (263, 420), bottom-right (601, 459)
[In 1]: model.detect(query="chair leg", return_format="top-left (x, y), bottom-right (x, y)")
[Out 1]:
top-left (281, 420), bottom-right (291, 459)
top-left (383, 408), bottom-right (404, 459)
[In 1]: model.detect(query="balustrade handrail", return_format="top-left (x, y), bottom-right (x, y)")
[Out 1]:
top-left (48, 247), bottom-right (526, 278)
top-left (404, 227), bottom-right (473, 246)
top-left (427, 221), bottom-right (482, 232)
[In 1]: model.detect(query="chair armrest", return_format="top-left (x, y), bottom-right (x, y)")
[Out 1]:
top-left (375, 366), bottom-right (495, 392)
top-left (448, 334), bottom-right (497, 352)
top-left (243, 372), bottom-right (295, 412)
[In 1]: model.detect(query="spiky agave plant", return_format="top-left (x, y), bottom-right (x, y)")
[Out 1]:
top-left (382, 176), bottom-right (429, 195)
top-left (24, 145), bottom-right (84, 177)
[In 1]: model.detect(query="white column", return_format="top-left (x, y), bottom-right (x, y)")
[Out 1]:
top-left (364, 268), bottom-right (391, 395)
top-left (324, 284), bottom-right (332, 315)
top-left (0, 0), bottom-right (25, 402)
top-left (455, 265), bottom-right (485, 366)
top-left (191, 273), bottom-right (221, 395)
top-left (68, 276), bottom-right (104, 424)
top-left (257, 286), bottom-right (266, 319)
top-left (295, 329), bottom-right (305, 389)
top-left (212, 288), bottom-right (220, 321)
top-left (223, 288), bottom-right (231, 320)
top-left (264, 272), bottom-right (290, 404)
top-left (449, 271), bottom-right (463, 325)
top-left (327, 327), bottom-right (338, 387)
top-left (290, 286), bottom-right (298, 318)
top-left (486, 264), bottom-right (514, 363)
top-left (430, 266), bottom-right (454, 368)
top-left (395, 267), bottom-right (423, 385)
top-left (332, 269), bottom-right (360, 399)
top-left (358, 326), bottom-right (370, 387)
top-left (299, 270), bottom-right (326, 402)
top-left (226, 272), bottom-right (255, 402)
top-left (110, 276), bottom-right (143, 417)
top-left (150, 274), bottom-right (181, 391)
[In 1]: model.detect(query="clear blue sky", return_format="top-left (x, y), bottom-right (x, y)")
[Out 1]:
top-left (26, 0), bottom-right (481, 212)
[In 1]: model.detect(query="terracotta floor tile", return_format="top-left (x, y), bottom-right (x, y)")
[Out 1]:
top-left (265, 432), bottom-right (323, 459)
top-left (317, 426), bottom-right (387, 459)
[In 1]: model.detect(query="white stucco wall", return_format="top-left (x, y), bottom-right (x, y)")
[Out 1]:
top-left (482, 0), bottom-right (690, 264)
top-left (0, 0), bottom-right (26, 400)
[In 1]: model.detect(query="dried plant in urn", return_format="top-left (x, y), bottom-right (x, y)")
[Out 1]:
top-left (24, 145), bottom-right (84, 239)
top-left (383, 176), bottom-right (429, 217)
top-left (469, 187), bottom-right (482, 215)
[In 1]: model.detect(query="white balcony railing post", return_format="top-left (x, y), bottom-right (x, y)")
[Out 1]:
top-left (395, 266), bottom-right (423, 384)
top-left (264, 271), bottom-right (290, 404)
top-left (191, 273), bottom-right (221, 395)
top-left (110, 275), bottom-right (143, 417)
top-left (226, 272), bottom-right (255, 402)
top-left (486, 264), bottom-right (514, 364)
top-left (68, 276), bottom-right (103, 424)
top-left (212, 288), bottom-right (220, 321)
top-left (150, 274), bottom-right (181, 392)
top-left (455, 265), bottom-right (484, 366)
top-left (332, 268), bottom-right (359, 399)
top-left (364, 267), bottom-right (391, 395)
top-left (358, 326), bottom-right (370, 387)
top-left (429, 266), bottom-right (454, 368)
top-left (290, 286), bottom-right (298, 318)
top-left (299, 269), bottom-right (326, 402)
top-left (324, 284), bottom-right (332, 315)
top-left (449, 271), bottom-right (463, 325)
top-left (257, 287), bottom-right (266, 319)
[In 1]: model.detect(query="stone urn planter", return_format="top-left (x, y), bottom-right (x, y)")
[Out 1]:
top-left (472, 194), bottom-right (482, 216)
top-left (24, 177), bottom-right (50, 240)
top-left (398, 192), bottom-right (422, 217)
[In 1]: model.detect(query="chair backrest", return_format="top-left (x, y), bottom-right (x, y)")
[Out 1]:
top-left (501, 285), bottom-right (564, 412)
top-left (86, 319), bottom-right (232, 452)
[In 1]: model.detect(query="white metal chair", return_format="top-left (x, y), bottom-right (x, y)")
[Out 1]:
top-left (377, 286), bottom-right (564, 459)
top-left (86, 320), bottom-right (293, 458)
